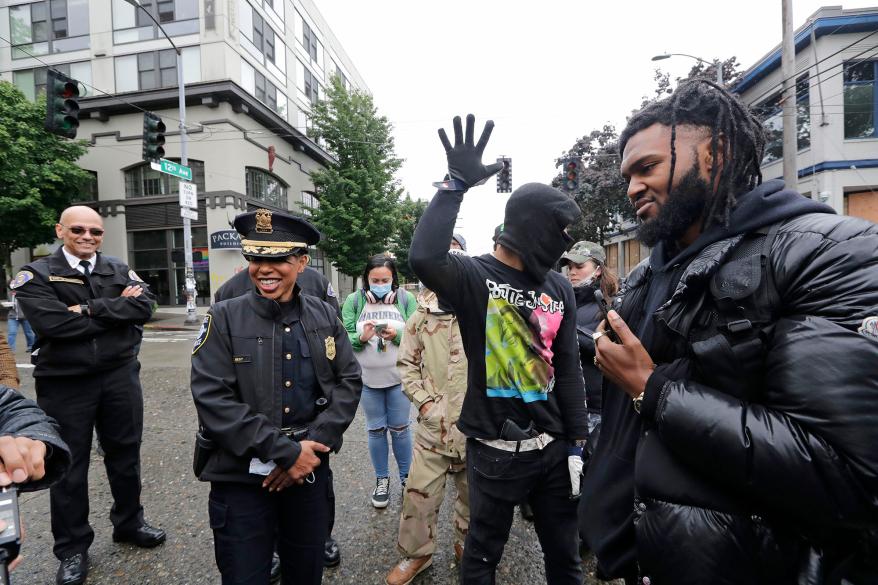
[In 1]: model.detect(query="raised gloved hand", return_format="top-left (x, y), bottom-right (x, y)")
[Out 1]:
top-left (568, 444), bottom-right (585, 499)
top-left (438, 114), bottom-right (504, 190)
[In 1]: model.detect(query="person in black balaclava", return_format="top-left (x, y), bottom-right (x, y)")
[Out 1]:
top-left (410, 114), bottom-right (588, 585)
top-left (496, 184), bottom-right (579, 281)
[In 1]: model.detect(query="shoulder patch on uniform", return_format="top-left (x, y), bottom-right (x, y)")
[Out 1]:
top-left (192, 314), bottom-right (213, 355)
top-left (9, 271), bottom-right (33, 289)
top-left (128, 270), bottom-right (144, 282)
top-left (859, 316), bottom-right (878, 340)
top-left (326, 283), bottom-right (336, 298)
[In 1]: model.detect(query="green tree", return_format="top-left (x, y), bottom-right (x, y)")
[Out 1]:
top-left (553, 125), bottom-right (632, 244)
top-left (0, 81), bottom-right (90, 281)
top-left (306, 76), bottom-right (403, 277)
top-left (389, 193), bottom-right (428, 283)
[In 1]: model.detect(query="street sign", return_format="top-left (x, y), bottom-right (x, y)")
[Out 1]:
top-left (180, 207), bottom-right (198, 221)
top-left (150, 158), bottom-right (192, 181)
top-left (179, 181), bottom-right (197, 208)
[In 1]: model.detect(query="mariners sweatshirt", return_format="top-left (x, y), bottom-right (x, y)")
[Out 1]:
top-left (409, 190), bottom-right (587, 442)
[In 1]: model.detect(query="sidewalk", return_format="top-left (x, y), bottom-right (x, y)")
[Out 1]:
top-left (143, 306), bottom-right (205, 332)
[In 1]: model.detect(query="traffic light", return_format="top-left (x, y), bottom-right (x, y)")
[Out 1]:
top-left (563, 157), bottom-right (581, 192)
top-left (142, 112), bottom-right (166, 162)
top-left (496, 157), bottom-right (512, 193)
top-left (44, 70), bottom-right (80, 139)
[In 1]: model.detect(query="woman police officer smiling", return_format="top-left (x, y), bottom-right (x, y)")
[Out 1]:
top-left (190, 209), bottom-right (362, 585)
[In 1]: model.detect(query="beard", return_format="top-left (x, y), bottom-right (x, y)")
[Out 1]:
top-left (636, 165), bottom-right (710, 248)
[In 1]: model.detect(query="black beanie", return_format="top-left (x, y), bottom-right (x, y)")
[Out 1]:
top-left (497, 183), bottom-right (581, 281)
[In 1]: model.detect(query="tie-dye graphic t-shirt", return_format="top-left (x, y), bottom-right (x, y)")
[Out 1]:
top-left (431, 255), bottom-right (586, 441)
top-left (409, 190), bottom-right (587, 442)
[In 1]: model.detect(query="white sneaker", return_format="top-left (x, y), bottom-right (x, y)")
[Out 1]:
top-left (372, 477), bottom-right (390, 508)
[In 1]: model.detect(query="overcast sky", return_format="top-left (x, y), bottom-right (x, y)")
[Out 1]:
top-left (317, 0), bottom-right (876, 255)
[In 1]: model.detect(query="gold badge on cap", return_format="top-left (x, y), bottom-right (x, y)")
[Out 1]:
top-left (255, 209), bottom-right (273, 234)
top-left (324, 336), bottom-right (336, 360)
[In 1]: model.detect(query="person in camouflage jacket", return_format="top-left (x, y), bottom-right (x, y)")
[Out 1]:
top-left (385, 286), bottom-right (469, 585)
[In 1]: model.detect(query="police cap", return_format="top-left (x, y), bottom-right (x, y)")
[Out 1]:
top-left (233, 208), bottom-right (321, 258)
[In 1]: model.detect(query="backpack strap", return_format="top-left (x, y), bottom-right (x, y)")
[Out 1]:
top-left (759, 221), bottom-right (782, 316)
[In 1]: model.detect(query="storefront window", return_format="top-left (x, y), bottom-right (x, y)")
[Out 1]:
top-left (128, 227), bottom-right (209, 305)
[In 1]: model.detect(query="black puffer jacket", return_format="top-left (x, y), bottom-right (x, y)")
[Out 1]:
top-left (582, 181), bottom-right (878, 584)
top-left (0, 385), bottom-right (71, 491)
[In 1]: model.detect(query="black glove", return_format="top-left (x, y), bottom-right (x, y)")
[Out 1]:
top-left (438, 114), bottom-right (504, 189)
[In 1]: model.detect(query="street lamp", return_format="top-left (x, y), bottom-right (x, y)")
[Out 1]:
top-left (652, 53), bottom-right (724, 86)
top-left (123, 0), bottom-right (198, 324)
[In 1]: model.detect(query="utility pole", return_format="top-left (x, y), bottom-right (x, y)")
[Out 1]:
top-left (781, 0), bottom-right (798, 188)
top-left (177, 51), bottom-right (197, 324)
top-left (123, 0), bottom-right (197, 324)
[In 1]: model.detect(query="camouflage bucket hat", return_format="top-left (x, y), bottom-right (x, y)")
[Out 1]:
top-left (561, 240), bottom-right (606, 265)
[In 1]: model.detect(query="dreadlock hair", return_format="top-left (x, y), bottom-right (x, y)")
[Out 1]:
top-left (618, 79), bottom-right (767, 228)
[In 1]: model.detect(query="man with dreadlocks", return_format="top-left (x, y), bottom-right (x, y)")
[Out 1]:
top-left (580, 79), bottom-right (878, 584)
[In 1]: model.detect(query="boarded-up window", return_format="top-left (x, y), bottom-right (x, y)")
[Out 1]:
top-left (845, 191), bottom-right (878, 223)
top-left (604, 244), bottom-right (619, 274)
top-left (625, 238), bottom-right (642, 274)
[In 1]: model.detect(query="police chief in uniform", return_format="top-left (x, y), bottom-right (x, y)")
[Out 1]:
top-left (214, 234), bottom-right (343, 578)
top-left (190, 209), bottom-right (362, 585)
top-left (12, 205), bottom-right (165, 585)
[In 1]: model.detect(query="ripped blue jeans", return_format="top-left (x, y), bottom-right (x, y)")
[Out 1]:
top-left (361, 383), bottom-right (412, 482)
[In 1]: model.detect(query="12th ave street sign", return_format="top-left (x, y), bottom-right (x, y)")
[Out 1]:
top-left (150, 159), bottom-right (192, 181)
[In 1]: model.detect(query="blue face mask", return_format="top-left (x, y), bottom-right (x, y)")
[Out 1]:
top-left (370, 283), bottom-right (392, 299)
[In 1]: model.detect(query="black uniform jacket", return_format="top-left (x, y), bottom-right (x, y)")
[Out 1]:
top-left (15, 248), bottom-right (154, 377)
top-left (0, 385), bottom-right (71, 491)
top-left (190, 289), bottom-right (362, 484)
top-left (214, 266), bottom-right (340, 314)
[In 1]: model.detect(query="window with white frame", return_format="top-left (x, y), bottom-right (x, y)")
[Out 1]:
top-left (238, 0), bottom-right (285, 75)
top-left (12, 61), bottom-right (92, 101)
top-left (125, 160), bottom-right (206, 198)
top-left (115, 46), bottom-right (201, 92)
top-left (753, 75), bottom-right (810, 165)
top-left (9, 0), bottom-right (90, 59)
top-left (297, 61), bottom-right (320, 106)
top-left (844, 60), bottom-right (877, 139)
top-left (112, 0), bottom-right (198, 44)
top-left (245, 168), bottom-right (288, 208)
top-left (301, 191), bottom-right (319, 216)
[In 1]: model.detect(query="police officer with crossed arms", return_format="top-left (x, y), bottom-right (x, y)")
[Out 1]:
top-left (190, 209), bottom-right (362, 584)
top-left (12, 205), bottom-right (164, 585)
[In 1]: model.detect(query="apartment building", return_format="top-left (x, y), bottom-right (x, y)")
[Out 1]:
top-left (0, 0), bottom-right (367, 304)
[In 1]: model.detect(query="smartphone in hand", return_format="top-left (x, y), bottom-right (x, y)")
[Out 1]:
top-left (374, 323), bottom-right (388, 335)
top-left (593, 290), bottom-right (619, 343)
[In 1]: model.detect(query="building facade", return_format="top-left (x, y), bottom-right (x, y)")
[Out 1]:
top-left (0, 0), bottom-right (366, 304)
top-left (603, 5), bottom-right (878, 276)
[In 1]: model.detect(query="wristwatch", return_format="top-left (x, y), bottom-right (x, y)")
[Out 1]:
top-left (632, 391), bottom-right (645, 414)
top-left (572, 439), bottom-right (587, 449)
top-left (79, 303), bottom-right (90, 316)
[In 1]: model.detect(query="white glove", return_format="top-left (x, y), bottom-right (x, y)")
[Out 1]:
top-left (568, 445), bottom-right (584, 498)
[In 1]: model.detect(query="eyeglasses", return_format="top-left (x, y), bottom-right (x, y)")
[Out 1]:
top-left (60, 224), bottom-right (105, 237)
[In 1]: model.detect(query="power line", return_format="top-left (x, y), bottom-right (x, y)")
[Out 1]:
top-left (0, 34), bottom-right (189, 126)
top-left (743, 26), bottom-right (878, 106)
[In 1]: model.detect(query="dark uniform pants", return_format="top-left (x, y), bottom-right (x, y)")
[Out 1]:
top-left (35, 360), bottom-right (145, 559)
top-left (460, 438), bottom-right (582, 585)
top-left (209, 456), bottom-right (330, 585)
